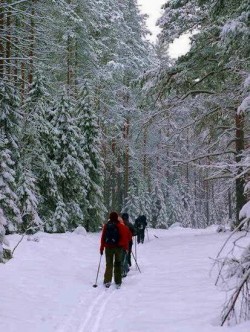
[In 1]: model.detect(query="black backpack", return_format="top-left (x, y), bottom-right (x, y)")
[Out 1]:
top-left (105, 221), bottom-right (120, 245)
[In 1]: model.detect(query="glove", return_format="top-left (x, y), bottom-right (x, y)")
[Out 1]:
top-left (100, 250), bottom-right (103, 255)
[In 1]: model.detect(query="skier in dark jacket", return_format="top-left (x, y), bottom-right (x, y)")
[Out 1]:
top-left (134, 215), bottom-right (147, 244)
top-left (121, 213), bottom-right (136, 268)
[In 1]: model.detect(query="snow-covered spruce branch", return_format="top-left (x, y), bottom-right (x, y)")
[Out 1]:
top-left (213, 217), bottom-right (250, 325)
top-left (215, 219), bottom-right (248, 263)
top-left (2, 0), bottom-right (29, 7)
top-left (221, 266), bottom-right (250, 326)
top-left (154, 71), bottom-right (178, 103)
top-left (0, 57), bottom-right (32, 61)
top-left (190, 69), bottom-right (228, 88)
top-left (214, 226), bottom-right (248, 287)
top-left (135, 104), bottom-right (221, 141)
top-left (181, 89), bottom-right (215, 100)
top-left (174, 150), bottom-right (236, 165)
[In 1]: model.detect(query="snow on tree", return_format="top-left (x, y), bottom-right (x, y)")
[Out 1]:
top-left (215, 224), bottom-right (250, 325)
top-left (137, 187), bottom-right (152, 224)
top-left (122, 184), bottom-right (141, 222)
top-left (17, 72), bottom-right (50, 233)
top-left (76, 83), bottom-right (106, 231)
top-left (0, 82), bottom-right (22, 232)
top-left (17, 169), bottom-right (43, 233)
top-left (0, 141), bottom-right (21, 233)
top-left (148, 0), bottom-right (250, 231)
top-left (0, 152), bottom-right (17, 230)
top-left (51, 200), bottom-right (69, 233)
top-left (46, 90), bottom-right (89, 232)
top-left (0, 208), bottom-right (8, 263)
top-left (150, 182), bottom-right (169, 228)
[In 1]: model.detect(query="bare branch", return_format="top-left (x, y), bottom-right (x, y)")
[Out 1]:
top-left (181, 89), bottom-right (215, 100)
top-left (221, 269), bottom-right (250, 326)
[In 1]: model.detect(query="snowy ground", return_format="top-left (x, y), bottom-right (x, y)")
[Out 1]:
top-left (0, 226), bottom-right (249, 332)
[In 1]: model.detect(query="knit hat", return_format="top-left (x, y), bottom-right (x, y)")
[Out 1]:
top-left (109, 211), bottom-right (119, 222)
top-left (121, 213), bottom-right (129, 221)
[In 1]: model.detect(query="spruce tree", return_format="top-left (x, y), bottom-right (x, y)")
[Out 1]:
top-left (47, 90), bottom-right (88, 232)
top-left (0, 82), bottom-right (22, 232)
top-left (0, 138), bottom-right (21, 233)
top-left (0, 208), bottom-right (8, 263)
top-left (76, 83), bottom-right (106, 231)
top-left (17, 72), bottom-right (49, 232)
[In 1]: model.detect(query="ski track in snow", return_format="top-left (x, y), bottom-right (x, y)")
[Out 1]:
top-left (3, 229), bottom-right (250, 332)
top-left (81, 288), bottom-right (116, 332)
top-left (57, 285), bottom-right (116, 332)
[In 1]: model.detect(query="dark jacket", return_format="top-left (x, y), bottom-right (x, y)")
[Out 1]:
top-left (135, 215), bottom-right (147, 230)
top-left (122, 220), bottom-right (136, 241)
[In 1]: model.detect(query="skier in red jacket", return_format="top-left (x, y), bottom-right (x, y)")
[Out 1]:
top-left (100, 211), bottom-right (128, 288)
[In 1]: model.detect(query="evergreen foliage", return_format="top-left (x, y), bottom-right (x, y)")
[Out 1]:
top-left (76, 83), bottom-right (106, 231)
top-left (1, 0), bottom-right (248, 236)
top-left (0, 0), bottom-right (151, 232)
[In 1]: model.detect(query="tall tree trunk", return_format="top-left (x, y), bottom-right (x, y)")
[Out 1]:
top-left (111, 139), bottom-right (116, 209)
top-left (117, 152), bottom-right (123, 209)
top-left (205, 159), bottom-right (210, 226)
top-left (235, 112), bottom-right (246, 228)
top-left (66, 0), bottom-right (74, 92)
top-left (228, 189), bottom-right (232, 220)
top-left (6, 0), bottom-right (11, 78)
top-left (28, 0), bottom-right (35, 85)
top-left (124, 119), bottom-right (129, 199)
top-left (14, 14), bottom-right (18, 85)
top-left (193, 167), bottom-right (198, 228)
top-left (0, 0), bottom-right (5, 78)
top-left (21, 61), bottom-right (25, 101)
top-left (143, 128), bottom-right (147, 178)
top-left (205, 178), bottom-right (210, 226)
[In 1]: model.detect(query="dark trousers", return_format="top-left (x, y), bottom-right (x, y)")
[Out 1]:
top-left (127, 240), bottom-right (133, 266)
top-left (104, 247), bottom-right (122, 284)
top-left (137, 229), bottom-right (145, 243)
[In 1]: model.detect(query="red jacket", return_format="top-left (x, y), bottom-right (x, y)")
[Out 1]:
top-left (100, 221), bottom-right (129, 252)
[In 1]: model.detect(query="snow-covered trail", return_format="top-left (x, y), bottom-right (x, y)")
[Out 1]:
top-left (84, 229), bottom-right (246, 332)
top-left (0, 228), bottom-right (249, 332)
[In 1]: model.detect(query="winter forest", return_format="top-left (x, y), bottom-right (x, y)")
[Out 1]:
top-left (0, 0), bottom-right (250, 327)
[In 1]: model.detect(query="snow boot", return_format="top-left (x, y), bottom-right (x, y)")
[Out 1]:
top-left (104, 282), bottom-right (111, 288)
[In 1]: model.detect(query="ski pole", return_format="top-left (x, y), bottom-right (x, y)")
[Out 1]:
top-left (146, 227), bottom-right (149, 241)
top-left (131, 251), bottom-right (141, 273)
top-left (134, 236), bottom-right (137, 261)
top-left (93, 254), bottom-right (102, 287)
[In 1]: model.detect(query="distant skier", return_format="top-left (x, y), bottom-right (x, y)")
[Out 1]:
top-left (134, 215), bottom-right (147, 244)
